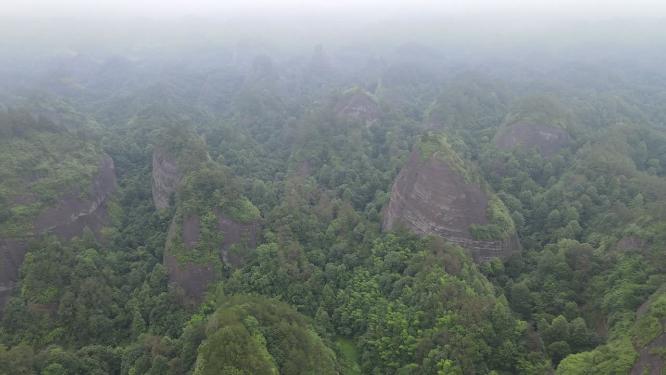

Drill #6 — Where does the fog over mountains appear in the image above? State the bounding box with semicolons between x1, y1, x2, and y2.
1;1;666;374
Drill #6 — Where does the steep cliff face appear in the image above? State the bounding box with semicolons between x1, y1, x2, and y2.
152;147;181;210
334;88;380;125
34;154;117;237
0;153;117;313
494;121;570;157
217;211;259;266
165;210;259;303
494;95;571;157
383;135;519;262
151;126;210;210
161;163;260;304
631;333;666;375
164;217;215;303
0;239;29;312
631;292;666;375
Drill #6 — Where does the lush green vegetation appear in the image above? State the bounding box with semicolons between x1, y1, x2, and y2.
0;110;103;237
1;27;666;375
193;295;338;375
167;162;260;265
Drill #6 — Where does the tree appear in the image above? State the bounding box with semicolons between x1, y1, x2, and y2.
509;282;533;318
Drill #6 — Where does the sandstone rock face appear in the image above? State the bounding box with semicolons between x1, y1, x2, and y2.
0;154;117;314
631;333;666;375
0;239;29;312
217;212;259;267
383;148;518;262
335;89;380;125
164;215;215;305
616;235;646;252
631;296;666;375
296;160;312;177
165;211;259;304
152;148;181;210
34;154;117;237
494;122;570;158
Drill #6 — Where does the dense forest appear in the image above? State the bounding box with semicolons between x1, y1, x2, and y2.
1;14;666;375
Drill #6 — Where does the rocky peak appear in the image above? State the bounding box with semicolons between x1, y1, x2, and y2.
383;134;519;262
0;239;29;314
631;290;666;375
494;96;571;157
165;210;259;304
335;87;380;125
161;164;261;304
1;152;117;314
152;147;181;210
34;154;117;237
494;121;571;157
151;127;209;210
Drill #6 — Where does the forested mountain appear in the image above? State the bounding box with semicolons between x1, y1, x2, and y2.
1;15;666;375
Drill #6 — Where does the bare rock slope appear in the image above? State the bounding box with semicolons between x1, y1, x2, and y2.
151;127;209;210
494;96;571;157
0;154;117;313
165;210;259;303
631;291;666;375
151;134;260;304
383;134;519;262
334;87;380;125
152;147;182;210
494;121;570;157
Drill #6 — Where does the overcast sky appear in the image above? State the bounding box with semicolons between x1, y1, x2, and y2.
2;0;665;19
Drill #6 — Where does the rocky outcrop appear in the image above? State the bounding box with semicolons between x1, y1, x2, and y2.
0;154;117;314
34;154;117;237
631;333;666;375
335;88;380;125
217;212;259;266
165;252;215;304
494;121;570;158
152;147;181;210
165;210;259;304
296;160;312;177
616;235;647;252
308;44;333;76
0;239;29;312
631;294;666;375
383;141;519;262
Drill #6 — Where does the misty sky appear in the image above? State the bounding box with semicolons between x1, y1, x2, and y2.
2;0;665;19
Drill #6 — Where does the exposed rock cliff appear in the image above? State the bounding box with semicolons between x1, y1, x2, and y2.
0;153;117;313
152;147;181;210
631;332;666;375
0;239;29;312
334;87;380;125
165;210;259;304
217;212;259;266
164;217;215;304
161;164;260;304
631;291;666;375
151;127;209;210
383;134;519;262
494;95;571;157
34;154;117;237
494;121;570;157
